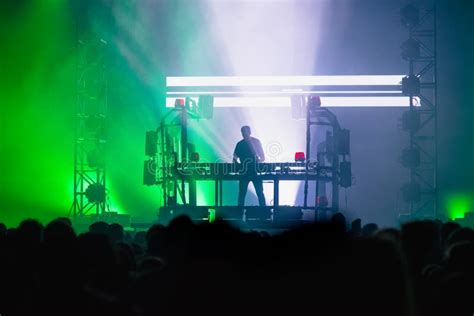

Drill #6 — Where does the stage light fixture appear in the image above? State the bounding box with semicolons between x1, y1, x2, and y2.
401;38;421;60
336;129;351;155
401;148;420;168
85;183;106;203
401;182;421;203
339;161;352;188
402;75;420;96
401;110;421;132
308;95;322;109
174;98;185;107
294;152;305;162
401;4;420;28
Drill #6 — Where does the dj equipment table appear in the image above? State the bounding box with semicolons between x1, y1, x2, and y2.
170;162;335;208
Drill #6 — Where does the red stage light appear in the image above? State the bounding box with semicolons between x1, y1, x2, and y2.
295;152;305;162
174;98;185;107
308;95;321;108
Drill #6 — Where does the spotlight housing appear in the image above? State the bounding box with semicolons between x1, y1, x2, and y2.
401;4;420;28
85;183;106;203
336;129;351;155
339;161;352;188
402;75;421;96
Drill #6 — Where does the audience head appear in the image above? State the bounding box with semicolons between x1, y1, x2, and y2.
108;223;125;243
362;223;379;237
146;224;166;257
16;219;44;251
2;213;474;316
331;212;346;229
89;221;109;235
374;228;401;245
44;219;76;244
350;218;362;236
401;220;441;273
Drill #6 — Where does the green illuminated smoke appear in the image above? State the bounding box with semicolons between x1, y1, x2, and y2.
445;193;474;219
0;1;76;227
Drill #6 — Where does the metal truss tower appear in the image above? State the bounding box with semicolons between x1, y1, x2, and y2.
399;3;438;219
72;36;109;216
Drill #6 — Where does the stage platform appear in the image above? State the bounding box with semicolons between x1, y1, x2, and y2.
157;205;334;229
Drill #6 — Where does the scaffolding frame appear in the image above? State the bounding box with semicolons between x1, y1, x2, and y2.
400;4;438;219
72;36;109;216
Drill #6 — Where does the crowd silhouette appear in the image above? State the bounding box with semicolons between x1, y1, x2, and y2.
1;214;473;316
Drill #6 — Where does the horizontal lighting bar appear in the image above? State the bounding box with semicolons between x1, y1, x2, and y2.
166;96;420;108
166;90;403;95
166;75;405;87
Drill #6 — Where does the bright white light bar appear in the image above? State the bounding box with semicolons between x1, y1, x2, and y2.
166;96;419;108
166;90;403;95
166;75;404;87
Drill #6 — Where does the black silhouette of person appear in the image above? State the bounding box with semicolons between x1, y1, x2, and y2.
233;126;266;206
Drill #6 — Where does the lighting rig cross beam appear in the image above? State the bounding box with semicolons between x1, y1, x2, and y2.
165;75;420;108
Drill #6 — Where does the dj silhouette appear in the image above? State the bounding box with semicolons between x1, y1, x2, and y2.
233;126;266;207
